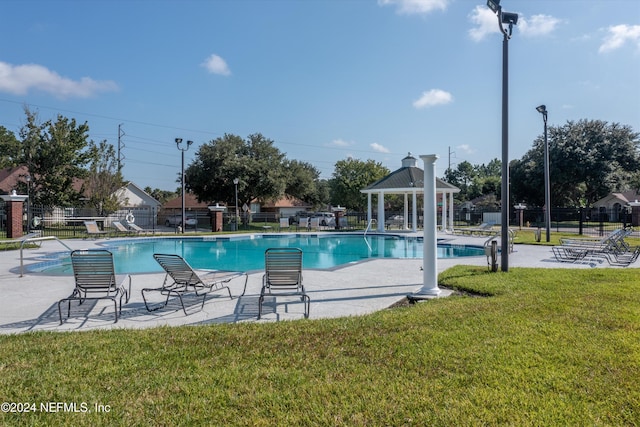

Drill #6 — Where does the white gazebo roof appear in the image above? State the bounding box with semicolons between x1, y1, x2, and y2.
361;153;460;195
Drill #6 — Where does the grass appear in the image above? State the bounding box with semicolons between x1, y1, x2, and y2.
1;266;639;426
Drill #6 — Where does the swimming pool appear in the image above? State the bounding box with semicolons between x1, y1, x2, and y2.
28;234;485;274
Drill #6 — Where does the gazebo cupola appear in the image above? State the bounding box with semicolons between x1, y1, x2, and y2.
401;153;418;168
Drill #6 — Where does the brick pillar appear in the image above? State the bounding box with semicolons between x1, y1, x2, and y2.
208;205;225;232
3;197;27;238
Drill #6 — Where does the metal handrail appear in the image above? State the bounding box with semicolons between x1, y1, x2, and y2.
484;229;515;253
20;236;73;277
364;219;377;236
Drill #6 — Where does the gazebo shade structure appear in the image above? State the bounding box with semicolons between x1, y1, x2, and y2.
360;153;460;232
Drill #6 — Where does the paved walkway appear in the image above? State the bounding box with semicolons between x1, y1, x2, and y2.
0;232;636;334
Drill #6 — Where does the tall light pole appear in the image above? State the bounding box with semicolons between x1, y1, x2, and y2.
487;0;518;272
233;177;239;230
536;104;551;242
25;174;31;232
175;138;193;234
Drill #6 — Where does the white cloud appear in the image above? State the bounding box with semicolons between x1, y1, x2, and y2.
469;7;561;41
519;14;561;37
0;61;118;99
378;0;448;15
201;54;231;75
328;138;355;147
468;5;499;41
413;89;453;109
599;24;640;53
456;144;475;155
370;143;390;153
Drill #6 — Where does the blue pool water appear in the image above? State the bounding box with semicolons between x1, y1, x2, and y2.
28;234;485;275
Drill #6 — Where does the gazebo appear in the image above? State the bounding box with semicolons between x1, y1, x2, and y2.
361;153;460;232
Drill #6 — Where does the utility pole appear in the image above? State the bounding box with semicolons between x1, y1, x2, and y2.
117;124;125;172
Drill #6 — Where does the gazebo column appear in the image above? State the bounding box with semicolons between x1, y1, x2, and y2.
412;154;440;297
367;193;372;230
377;191;385;232
441;191;447;231
403;193;409;230
412;191;417;232
449;191;455;232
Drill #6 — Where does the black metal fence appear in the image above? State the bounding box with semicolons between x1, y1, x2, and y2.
1;203;638;239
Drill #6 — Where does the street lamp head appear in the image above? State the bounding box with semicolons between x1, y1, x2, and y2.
175;138;183;144
487;0;500;13
536;104;547;114
187;140;193;147
501;11;518;25
233;178;239;185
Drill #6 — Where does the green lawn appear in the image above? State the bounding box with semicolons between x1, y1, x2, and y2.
1;266;639;426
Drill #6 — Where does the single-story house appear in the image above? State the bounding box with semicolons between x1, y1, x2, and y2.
592;190;640;222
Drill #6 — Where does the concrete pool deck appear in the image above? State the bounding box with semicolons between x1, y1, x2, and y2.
1;232;637;334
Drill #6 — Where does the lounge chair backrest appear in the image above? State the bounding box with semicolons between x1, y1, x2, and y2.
298;217;309;228
128;223;143;231
153;254;200;286
71;250;118;294
83;221;108;237
280;218;289;228
309;217;320;229
264;248;303;290
112;221;128;232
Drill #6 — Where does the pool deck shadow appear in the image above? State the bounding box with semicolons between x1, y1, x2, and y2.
1;232;636;334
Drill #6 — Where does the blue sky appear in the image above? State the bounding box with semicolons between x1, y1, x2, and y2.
1;0;639;191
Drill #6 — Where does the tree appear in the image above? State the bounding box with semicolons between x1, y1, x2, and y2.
0;126;20;169
329;158;389;211
18;108;94;209
85;141;126;215
144;187;177;204
283;159;329;207
444;160;476;200
511;119;640;207
185;133;287;209
444;159;501;201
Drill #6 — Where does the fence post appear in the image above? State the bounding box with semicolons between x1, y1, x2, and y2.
579;207;583;236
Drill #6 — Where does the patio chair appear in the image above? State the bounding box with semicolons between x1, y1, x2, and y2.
297;217;309;231
127;222;153;235
553;228;638;266
112;221;133;236
58;250;131;324
308;217;320;231
83;220;108;239
142;254;248;315
259;247;309;319
279;217;290;232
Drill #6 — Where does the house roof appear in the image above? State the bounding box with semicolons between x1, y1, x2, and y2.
115;182;161;208
593;190;640;207
260;196;312;209
0;166;29;194
361;154;460;194
162;193;212;209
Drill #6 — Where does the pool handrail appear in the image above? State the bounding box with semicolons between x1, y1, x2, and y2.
364;219;377;236
20;236;73;277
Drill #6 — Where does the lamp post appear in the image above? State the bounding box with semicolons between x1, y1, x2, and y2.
25;174;31;232
536;104;551;242
487;0;518;272
233;177;239;230
175;138;193;234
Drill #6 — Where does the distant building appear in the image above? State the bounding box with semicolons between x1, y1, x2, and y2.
592;189;640;222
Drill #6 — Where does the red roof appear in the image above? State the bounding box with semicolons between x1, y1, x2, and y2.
162;193;213;209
